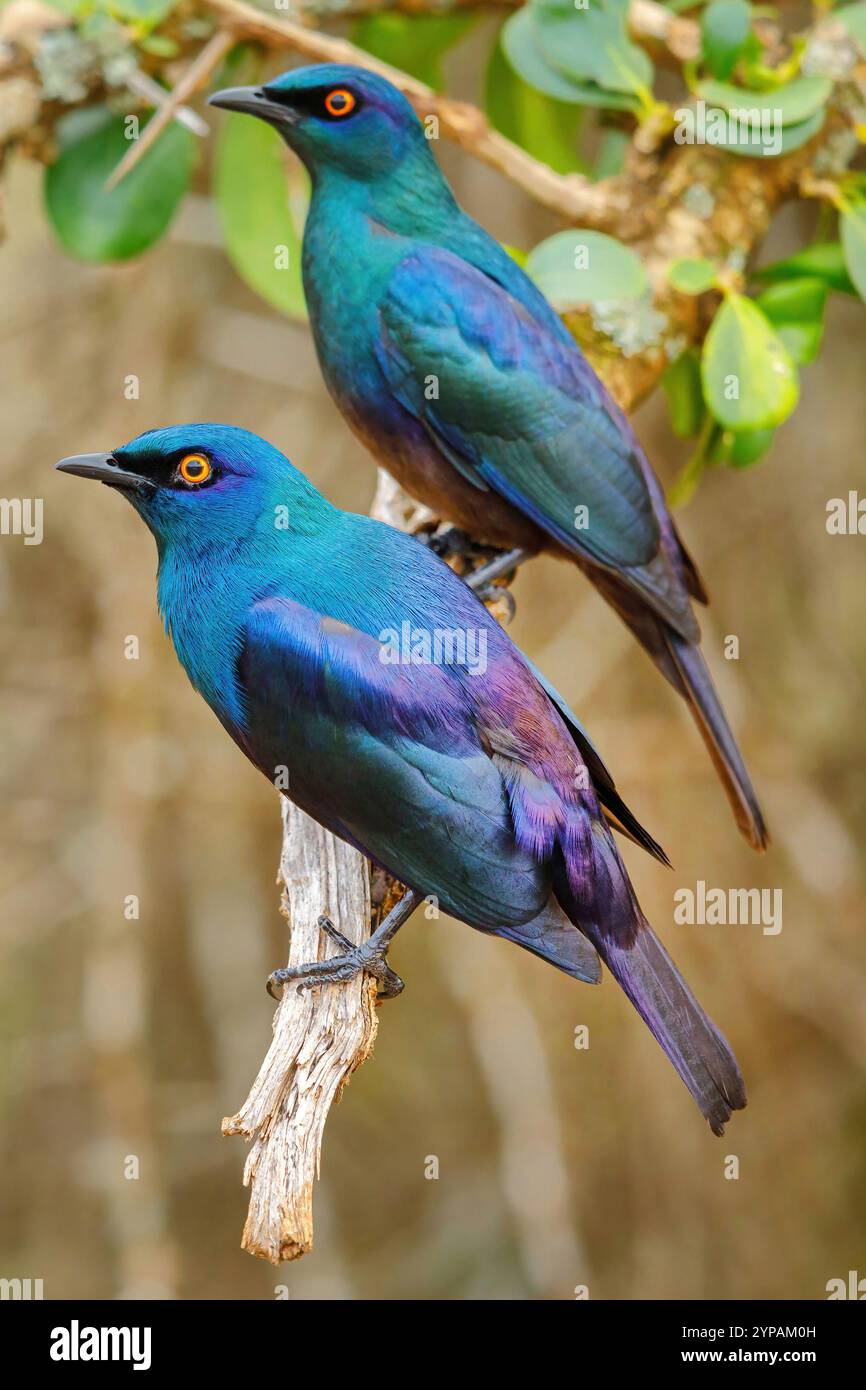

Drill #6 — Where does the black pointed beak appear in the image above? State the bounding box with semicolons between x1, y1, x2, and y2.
208;86;293;126
56;453;154;495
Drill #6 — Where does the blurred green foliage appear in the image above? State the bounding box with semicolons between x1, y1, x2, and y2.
45;108;195;260
213;101;307;319
700;0;752;82
525;229;647;305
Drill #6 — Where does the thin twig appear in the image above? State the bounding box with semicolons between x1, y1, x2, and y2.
106;28;233;190
245;0;700;60
629;0;700;63
124;68;210;138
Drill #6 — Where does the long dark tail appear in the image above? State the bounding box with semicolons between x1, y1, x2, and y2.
584;916;747;1136
586;564;768;851
553;845;746;1136
666;632;768;852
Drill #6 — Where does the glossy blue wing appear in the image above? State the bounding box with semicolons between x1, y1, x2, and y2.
238;596;551;931
376;248;694;633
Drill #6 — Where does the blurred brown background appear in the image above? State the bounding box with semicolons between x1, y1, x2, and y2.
1;75;865;1299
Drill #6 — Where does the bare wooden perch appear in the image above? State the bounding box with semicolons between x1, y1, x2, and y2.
222;801;377;1263
105;28;233;190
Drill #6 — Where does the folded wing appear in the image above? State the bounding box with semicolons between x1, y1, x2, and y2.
376;247;697;640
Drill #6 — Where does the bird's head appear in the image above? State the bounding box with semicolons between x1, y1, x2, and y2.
209;63;431;183
56;423;327;556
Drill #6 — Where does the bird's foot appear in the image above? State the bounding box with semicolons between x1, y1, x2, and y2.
266;915;405;1001
472;583;517;621
414;530;526;620
466;546;528;592
417;525;498;568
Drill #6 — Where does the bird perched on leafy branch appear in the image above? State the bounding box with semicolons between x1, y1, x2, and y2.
209;63;767;851
57;423;746;1134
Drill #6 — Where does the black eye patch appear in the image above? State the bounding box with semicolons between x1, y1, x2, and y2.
261;84;364;122
113;449;218;490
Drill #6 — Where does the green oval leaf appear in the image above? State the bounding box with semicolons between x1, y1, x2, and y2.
754;277;828;365
500;10;640;109
534;0;653;98
753;241;857;294
485;37;586;174
728;428;774;467
696;74;832;127
662;348;704;439
214;112;307;319
668;258;718;294
701;293;799;429
840;197;866;303
709;106;826;158
138;34;180;58
713;426;776;468
700;0;752;81
525;229;647;306
44;111;195;263
753;278;827;321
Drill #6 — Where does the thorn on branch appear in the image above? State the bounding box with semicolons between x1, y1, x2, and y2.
105;28;232;192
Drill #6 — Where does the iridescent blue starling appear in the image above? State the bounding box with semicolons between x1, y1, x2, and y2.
57;424;746;1134
209;64;768;850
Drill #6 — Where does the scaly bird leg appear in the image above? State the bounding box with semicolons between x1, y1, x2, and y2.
415;527;529;613
466;546;530;592
466;546;530;616
267;888;424;1001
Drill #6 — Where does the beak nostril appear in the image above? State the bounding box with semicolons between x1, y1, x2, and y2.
208;85;298;126
55;453;154;494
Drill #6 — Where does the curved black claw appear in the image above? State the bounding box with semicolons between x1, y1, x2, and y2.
316;916;404;997
371;959;405;999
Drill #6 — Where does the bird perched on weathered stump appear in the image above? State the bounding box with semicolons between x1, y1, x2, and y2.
57;423;746;1134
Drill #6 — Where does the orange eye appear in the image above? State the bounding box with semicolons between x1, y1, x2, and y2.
324;88;356;118
178;453;212;486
